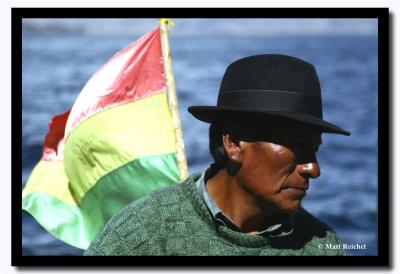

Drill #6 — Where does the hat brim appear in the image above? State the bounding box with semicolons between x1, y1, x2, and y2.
188;106;351;136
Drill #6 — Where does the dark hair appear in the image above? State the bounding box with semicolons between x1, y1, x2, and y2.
209;122;250;170
209;123;227;169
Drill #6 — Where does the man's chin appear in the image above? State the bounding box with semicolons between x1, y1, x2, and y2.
279;201;302;214
258;197;302;214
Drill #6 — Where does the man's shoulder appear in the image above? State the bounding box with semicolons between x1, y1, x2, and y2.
108;171;202;223
85;173;201;255
123;171;202;218
127;181;184;211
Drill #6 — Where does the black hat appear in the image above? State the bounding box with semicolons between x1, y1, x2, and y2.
188;54;350;136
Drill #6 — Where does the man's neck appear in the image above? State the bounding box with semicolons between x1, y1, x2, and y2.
205;168;279;234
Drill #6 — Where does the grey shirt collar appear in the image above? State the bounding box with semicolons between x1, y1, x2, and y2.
195;167;294;237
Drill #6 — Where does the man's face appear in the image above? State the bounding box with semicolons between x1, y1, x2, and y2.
233;120;322;214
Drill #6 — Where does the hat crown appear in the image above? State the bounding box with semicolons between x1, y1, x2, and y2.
220;54;321;98
187;54;350;136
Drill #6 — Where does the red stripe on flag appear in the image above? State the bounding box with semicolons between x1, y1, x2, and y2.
65;27;165;138
42;110;70;161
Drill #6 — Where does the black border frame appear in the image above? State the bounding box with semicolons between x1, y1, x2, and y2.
12;7;390;267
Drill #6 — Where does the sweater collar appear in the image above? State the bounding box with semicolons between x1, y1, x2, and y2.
195;167;294;238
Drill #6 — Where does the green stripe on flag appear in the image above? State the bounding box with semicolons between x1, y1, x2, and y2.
22;152;179;249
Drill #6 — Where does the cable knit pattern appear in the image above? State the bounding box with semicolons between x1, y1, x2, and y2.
85;173;344;256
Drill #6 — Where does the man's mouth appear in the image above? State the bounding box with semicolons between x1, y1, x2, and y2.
281;186;308;199
284;182;308;189
285;186;308;191
282;182;309;193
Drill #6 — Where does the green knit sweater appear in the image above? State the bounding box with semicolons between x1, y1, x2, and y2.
85;173;344;256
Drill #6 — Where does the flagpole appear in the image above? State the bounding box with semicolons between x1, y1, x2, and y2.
159;19;188;181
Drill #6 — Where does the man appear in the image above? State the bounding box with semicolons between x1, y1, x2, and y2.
85;54;350;256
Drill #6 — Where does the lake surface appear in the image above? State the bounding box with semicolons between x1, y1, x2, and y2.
22;33;378;256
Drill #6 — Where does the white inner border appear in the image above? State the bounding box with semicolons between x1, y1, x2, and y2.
2;0;397;273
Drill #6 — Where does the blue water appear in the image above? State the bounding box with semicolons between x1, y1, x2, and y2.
22;33;378;256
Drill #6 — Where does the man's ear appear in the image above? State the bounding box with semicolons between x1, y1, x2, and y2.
222;134;243;164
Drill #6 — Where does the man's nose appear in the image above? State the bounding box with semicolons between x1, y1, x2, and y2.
297;162;320;179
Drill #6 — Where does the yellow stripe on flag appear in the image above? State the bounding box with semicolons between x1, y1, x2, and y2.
22;160;76;205
64;92;177;203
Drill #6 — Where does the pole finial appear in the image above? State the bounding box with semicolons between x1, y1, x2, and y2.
159;18;175;27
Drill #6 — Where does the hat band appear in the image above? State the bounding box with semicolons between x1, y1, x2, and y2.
217;90;322;117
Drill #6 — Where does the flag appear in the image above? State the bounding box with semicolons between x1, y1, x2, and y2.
22;21;186;250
